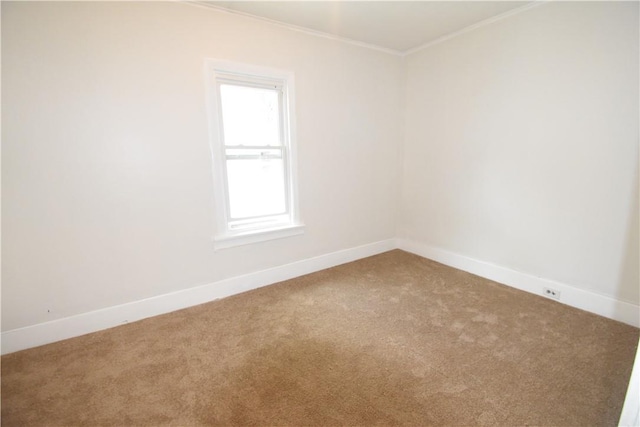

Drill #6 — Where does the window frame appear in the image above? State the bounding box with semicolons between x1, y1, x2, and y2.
205;59;303;250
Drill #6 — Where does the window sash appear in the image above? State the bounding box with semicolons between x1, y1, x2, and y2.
217;74;284;91
225;146;283;160
224;147;290;223
218;82;284;147
228;214;291;231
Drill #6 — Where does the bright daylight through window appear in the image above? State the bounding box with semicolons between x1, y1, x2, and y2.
206;60;303;249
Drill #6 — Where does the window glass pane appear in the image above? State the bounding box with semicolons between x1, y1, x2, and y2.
220;84;280;147
226;152;286;219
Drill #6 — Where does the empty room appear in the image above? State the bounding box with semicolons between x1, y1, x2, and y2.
2;0;639;425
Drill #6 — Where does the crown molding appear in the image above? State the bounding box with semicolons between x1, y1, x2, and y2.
403;1;549;56
183;1;404;56
183;1;549;58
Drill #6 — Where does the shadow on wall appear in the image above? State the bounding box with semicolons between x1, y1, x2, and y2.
613;154;640;424
615;156;639;312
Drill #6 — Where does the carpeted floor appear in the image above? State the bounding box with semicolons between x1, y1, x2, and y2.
2;250;638;426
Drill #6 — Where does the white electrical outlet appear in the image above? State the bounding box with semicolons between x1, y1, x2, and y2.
543;287;561;300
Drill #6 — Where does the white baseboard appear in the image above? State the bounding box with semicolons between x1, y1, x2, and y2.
397;238;640;328
3;237;637;355
0;239;395;355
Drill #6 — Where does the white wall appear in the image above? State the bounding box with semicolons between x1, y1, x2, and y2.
1;2;403;331
401;2;639;306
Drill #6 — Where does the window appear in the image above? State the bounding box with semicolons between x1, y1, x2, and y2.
205;60;303;249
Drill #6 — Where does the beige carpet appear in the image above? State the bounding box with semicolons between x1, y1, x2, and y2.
2;250;638;426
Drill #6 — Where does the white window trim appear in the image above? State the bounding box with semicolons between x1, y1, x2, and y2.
204;59;304;250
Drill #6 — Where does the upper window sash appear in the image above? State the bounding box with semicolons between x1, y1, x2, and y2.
217;81;286;148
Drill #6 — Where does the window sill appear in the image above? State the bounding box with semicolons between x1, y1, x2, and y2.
213;223;305;250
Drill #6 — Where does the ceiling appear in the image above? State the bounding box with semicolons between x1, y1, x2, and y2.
199;1;535;54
